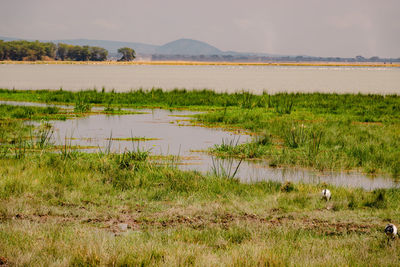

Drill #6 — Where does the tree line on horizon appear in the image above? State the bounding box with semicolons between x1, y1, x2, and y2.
0;40;135;61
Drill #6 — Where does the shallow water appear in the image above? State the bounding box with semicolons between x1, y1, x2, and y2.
1;64;400;94
187;158;399;190
50;109;248;157
48;108;397;190
3;100;397;190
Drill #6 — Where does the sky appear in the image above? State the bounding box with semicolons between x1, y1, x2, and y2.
0;0;399;58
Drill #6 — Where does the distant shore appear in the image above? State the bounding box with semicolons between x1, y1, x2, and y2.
1;60;399;67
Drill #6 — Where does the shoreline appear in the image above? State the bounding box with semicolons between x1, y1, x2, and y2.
1;60;399;67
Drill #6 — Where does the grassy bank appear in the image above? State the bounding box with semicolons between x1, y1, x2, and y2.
1;92;400;265
1;152;400;266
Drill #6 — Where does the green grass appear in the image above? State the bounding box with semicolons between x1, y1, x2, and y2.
1;89;399;119
0;104;64;121
1;89;400;265
203;106;400;177
1;152;400;266
0;105;64;154
1;89;399;176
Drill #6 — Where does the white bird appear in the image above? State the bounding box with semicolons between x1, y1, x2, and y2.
321;189;331;201
385;223;397;243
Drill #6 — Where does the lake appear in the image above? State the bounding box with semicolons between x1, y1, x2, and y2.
0;64;399;94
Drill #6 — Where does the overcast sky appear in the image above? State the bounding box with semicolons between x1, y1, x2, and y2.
0;0;399;57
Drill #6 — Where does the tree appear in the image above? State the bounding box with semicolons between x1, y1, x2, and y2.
118;47;136;61
0;40;108;62
43;42;57;59
56;43;69;60
80;46;91;61
89;46;108;61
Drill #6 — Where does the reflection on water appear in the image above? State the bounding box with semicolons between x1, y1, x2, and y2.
2;100;398;190
50;109;245;157
1;64;400;94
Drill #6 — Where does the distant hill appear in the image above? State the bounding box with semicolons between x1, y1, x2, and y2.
155;39;222;55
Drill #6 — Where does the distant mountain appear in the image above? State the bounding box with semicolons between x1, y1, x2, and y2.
155;39;221;55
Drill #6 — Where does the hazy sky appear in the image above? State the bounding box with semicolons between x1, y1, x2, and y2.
1;0;399;57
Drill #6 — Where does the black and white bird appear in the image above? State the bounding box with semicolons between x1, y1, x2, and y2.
321;189;331;201
385;223;397;243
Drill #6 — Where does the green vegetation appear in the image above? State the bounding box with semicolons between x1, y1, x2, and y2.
203;102;400;177
0;104;61;120
0;88;399;176
1;90;400;265
56;43;108;61
0;105;67;153
118;47;136;61
0;40;57;61
0;40;108;61
0;89;398;119
1;150;400;265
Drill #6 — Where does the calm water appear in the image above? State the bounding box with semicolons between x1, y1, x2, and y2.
2;99;390;190
0;64;400;94
50;110;399;190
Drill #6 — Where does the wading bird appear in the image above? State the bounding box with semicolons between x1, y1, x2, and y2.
385;223;397;244
321;189;331;201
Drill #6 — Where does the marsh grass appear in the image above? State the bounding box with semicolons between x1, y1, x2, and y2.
272;93;294;114
283;123;308;148
1;90;399;175
60;135;79;160
0;104;62;121
205;106;399;176
32;121;54;149
210;156;243;179
1;89;400;265
74;93;92;113
3;89;398;120
1;152;400;265
115;145;150;170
